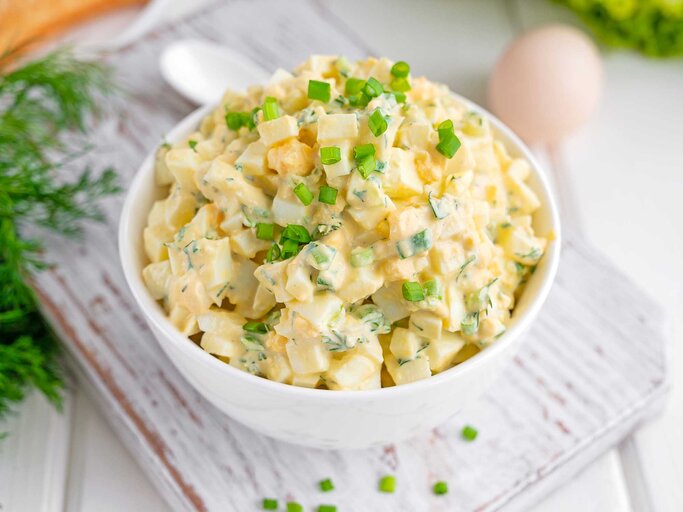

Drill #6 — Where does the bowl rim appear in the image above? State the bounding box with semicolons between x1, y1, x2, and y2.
118;92;561;401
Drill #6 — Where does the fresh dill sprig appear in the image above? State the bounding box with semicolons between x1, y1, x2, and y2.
0;47;119;422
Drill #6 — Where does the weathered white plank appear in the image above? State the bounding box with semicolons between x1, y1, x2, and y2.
0;389;73;512
28;1;670;511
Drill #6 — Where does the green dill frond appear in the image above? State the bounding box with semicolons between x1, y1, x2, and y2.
0;47;118;423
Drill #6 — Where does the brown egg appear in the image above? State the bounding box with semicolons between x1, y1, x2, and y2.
488;24;602;145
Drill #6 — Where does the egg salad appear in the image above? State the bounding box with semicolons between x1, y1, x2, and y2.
142;55;548;390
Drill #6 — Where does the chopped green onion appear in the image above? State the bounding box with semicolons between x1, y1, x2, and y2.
396;228;432;258
287;503;303;512
188;140;198;151
353;144;376;160
390;77;411;92
351;247;374;267
319;185;338;205
266;243;281;262
363;76;384;98
462;424;478;441
225;112;243;131
428;192;449;219
368;108;389;137
263;498;278;510
356;156;376;179
281;224;311;243
438;119;454;137
262;96;280;121
281;238;301;259
423;279;442;300
256;222;274;240
391;91;407;103
345;77;365;95
308;79;331;102
319;478;335;492
293;183;314;206
348;93;370;108
436;130;461;159
320;146;341;165
246;107;260;130
391;61;410;78
461;312;480;336
317;506;336;512
379;475;396;493
433;481;449;495
243;321;268;334
402;281;425;302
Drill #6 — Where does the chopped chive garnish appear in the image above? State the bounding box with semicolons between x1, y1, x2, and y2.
263;498;278;510
438;119;454;137
266;243;281;262
345;77;365;95
243;321;268;334
348;93;370;108
262;96;280;121
390;77;411;92
256;222;275;240
368;108;389;137
436;131;461;159
391;61;410;78
319;185;338;205
402;281;425;302
462;424;478;441
281;238;301;259
225;112;243;131
392;91;407;103
308;79;331;102
379;475;396;493
287;503;303;512
320;146;342;165
188;140;197;151
363;76;384;98
351;247;374;267
357;156;376;179
319;478;335;492
433;481;449;495
317;506;336;512
461;312;480;336
293;183;314;206
423;279;442;300
353;144;376;160
281;224;311;243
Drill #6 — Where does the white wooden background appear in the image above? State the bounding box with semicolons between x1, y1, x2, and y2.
1;0;682;511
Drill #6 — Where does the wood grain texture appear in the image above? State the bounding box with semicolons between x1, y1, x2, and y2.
30;1;670;510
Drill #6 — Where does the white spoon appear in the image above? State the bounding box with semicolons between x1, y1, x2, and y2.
159;39;270;105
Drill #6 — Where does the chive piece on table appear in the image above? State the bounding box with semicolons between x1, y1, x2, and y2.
433;481;449;495
256;222;274;240
293;183;314;206
308;79;331;102
379;475;396;493
318;185;338;205
317;506;337;512
402;281;425;302
462;424;478;441
287;502;304;512
319;478;335;492
320;146;342;165
262;498;278;510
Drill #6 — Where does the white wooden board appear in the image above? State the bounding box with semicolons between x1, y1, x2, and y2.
29;1;671;510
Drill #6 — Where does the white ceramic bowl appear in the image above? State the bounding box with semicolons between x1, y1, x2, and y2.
119;96;561;450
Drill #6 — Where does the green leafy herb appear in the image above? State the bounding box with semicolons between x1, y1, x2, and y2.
0;47;118;422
